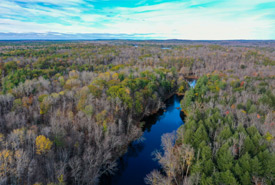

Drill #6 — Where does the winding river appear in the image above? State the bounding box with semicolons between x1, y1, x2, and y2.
101;81;196;185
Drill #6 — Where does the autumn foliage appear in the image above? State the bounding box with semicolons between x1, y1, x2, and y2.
35;135;53;155
0;41;274;184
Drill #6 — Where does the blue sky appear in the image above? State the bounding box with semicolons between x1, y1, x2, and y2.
0;0;274;39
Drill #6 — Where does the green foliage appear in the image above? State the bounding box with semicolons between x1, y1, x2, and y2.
53;135;65;148
247;104;256;114
38;94;48;103
0;41;274;185
107;85;133;108
218;126;232;141
82;105;93;116
12;98;22;110
176;74;274;185
215;170;238;185
88;84;102;98
262;57;275;66
237;103;244;110
259;90;275;109
4;61;17;73
217;143;234;171
58;76;65;86
110;64;125;71
193;124;209;147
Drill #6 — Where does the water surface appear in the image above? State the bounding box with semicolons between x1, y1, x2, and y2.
101;95;184;185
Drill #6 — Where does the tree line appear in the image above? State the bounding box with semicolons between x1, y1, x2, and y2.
0;41;274;184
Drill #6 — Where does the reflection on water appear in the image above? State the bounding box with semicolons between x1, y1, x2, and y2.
101;95;184;185
189;80;197;88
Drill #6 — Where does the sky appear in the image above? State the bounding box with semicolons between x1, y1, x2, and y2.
0;0;274;40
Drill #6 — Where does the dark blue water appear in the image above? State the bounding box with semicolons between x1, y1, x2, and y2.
101;95;184;185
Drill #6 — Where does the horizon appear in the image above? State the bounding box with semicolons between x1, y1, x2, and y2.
0;0;274;40
1;36;275;41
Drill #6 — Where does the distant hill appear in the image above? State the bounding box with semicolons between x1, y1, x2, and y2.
0;32;275;47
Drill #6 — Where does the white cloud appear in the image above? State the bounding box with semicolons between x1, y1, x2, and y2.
0;19;102;33
98;0;274;39
81;14;106;23
13;0;87;6
0;0;274;39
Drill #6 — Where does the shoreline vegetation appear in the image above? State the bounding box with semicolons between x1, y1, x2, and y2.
100;94;186;185
146;73;274;184
0;40;274;185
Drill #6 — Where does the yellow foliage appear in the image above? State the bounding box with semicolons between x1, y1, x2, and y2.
38;94;48;103
0;133;4;143
77;97;86;111
103;121;108;132
178;85;184;93
64;79;81;89
265;132;273;141
51;93;59;99
39;109;44;115
40;100;50;115
15;150;22;159
58;174;65;185
58;76;65;86
0;149;13;177
59;91;65;96
35;135;53;155
125;88;130;95
99;72;111;80
112;73;119;80
241;110;247;114
0;150;12;161
69;70;79;79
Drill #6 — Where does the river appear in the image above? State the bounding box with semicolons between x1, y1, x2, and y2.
101;80;196;185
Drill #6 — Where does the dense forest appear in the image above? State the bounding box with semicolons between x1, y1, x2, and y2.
0;41;274;185
145;42;275;184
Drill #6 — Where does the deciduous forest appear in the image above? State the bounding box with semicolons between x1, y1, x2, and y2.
0;40;274;185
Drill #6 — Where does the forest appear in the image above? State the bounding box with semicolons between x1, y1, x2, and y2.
0;40;274;185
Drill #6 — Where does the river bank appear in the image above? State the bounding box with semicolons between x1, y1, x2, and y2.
100;94;185;185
